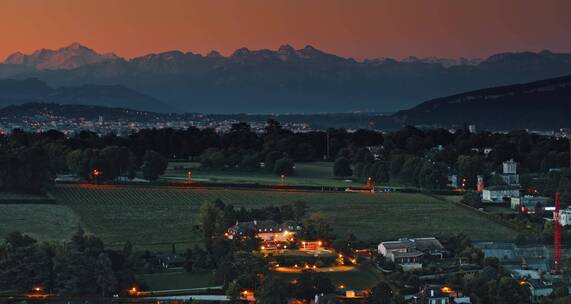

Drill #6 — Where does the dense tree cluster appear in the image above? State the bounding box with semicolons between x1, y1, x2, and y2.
0;229;134;296
0;145;51;193
2;121;570;192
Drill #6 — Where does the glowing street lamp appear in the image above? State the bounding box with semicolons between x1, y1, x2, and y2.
92;169;102;183
280;174;286;185
187;170;192;183
128;287;138;296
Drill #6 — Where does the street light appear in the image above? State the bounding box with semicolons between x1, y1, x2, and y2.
187;170;192;183
280;174;286;185
92;169;102;183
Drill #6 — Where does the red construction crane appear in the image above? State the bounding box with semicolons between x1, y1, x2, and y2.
554;192;562;274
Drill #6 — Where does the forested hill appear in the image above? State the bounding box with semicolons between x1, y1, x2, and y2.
0;78;170;112
393;74;571;130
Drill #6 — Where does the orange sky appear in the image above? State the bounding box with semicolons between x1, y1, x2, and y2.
1;0;570;61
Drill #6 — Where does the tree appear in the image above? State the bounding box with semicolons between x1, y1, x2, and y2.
256;275;289;304
273;157;294;176
368;282;393;304
0;146;51;193
199;201;226;252
240;153;260;170
66;149;83;176
141;150;167;181
95;253;118;297
292;201;307;222
264;151;283;172
184;248;193;272
302;212;333;242
200;148;227;169
226;280;243;304
456;155;484;190
418;162;448;189
293;273;334;301
71;226;86;253
0;233;51;292
231;251;268;290
333;157;353;178
489;276;530;304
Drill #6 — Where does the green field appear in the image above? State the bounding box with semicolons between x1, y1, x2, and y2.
40;184;518;250
162;162;363;187
0;203;81;241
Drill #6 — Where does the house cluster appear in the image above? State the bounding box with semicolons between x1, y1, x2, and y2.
377;237;446;270
482;159;522;203
474;241;571;303
226;220;302;248
510;195;553;213
409;286;472;304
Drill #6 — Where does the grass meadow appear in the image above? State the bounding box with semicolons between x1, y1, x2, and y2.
162;161;364;188
38;184;519;250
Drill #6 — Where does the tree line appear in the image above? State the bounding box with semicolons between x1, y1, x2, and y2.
1;122;570;193
0;228;135;296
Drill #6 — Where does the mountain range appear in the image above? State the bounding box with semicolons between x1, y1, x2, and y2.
2;43;571;113
4;43;119;70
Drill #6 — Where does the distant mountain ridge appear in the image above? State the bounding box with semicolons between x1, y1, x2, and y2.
0;78;168;112
2;43;571;113
4;43;119;70
394;74;571;130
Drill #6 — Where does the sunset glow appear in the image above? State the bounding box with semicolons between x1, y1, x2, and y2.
1;0;570;61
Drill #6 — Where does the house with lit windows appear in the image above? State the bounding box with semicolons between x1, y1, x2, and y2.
226;220;301;241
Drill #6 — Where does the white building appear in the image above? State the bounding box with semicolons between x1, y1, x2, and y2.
482;188;520;203
557;208;571;226
499;159;520;186
378;237;445;270
510;196;551;211
503;159;517;174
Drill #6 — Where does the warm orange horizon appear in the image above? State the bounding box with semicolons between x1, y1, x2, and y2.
1;0;570;61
